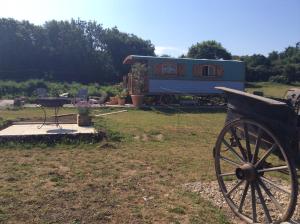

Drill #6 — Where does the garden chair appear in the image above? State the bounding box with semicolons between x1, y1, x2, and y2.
35;88;48;98
73;88;88;104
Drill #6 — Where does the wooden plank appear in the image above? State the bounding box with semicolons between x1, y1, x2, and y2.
94;110;128;117
49;113;76;118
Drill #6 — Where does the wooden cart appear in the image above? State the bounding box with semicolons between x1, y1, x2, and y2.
214;87;300;223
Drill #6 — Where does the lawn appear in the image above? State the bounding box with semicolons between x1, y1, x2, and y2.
0;82;298;224
246;82;300;98
0;107;229;224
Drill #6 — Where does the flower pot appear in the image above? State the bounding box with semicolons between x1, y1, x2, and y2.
131;95;144;107
118;97;126;105
77;114;92;126
109;96;118;105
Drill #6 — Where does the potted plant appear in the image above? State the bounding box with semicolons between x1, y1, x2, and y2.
117;89;128;105
76;101;92;126
130;63;147;107
109;96;118;105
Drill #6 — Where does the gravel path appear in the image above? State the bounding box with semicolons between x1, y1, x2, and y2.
183;181;245;223
183;181;300;224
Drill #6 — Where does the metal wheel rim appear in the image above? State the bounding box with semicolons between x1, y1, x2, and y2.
214;119;298;223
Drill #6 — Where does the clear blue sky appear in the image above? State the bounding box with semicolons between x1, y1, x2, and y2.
1;0;299;57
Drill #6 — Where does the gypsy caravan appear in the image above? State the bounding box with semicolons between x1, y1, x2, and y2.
123;55;245;104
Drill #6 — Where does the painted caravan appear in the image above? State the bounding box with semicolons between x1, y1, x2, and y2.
123;55;245;100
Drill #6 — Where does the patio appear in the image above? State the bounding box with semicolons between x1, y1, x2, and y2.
0;124;95;136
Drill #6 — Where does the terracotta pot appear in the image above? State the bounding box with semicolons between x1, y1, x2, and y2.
77;114;92;126
118;98;126;105
109;96;118;105
131;95;144;107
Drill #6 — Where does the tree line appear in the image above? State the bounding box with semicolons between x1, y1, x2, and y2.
0;18;299;84
186;40;300;83
0;18;154;84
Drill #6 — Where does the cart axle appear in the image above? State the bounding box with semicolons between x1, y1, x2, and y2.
236;163;258;182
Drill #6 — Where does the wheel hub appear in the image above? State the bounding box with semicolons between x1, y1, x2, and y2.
235;163;257;182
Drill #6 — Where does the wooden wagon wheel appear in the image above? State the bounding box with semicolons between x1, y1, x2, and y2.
214;119;298;223
159;94;176;105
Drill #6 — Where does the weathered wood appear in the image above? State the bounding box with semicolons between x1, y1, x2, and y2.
49;113;76;118
94;110;127;117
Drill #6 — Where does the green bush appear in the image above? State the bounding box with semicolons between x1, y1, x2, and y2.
0;79;121;99
269;75;289;84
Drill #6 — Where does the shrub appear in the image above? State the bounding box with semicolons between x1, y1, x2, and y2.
269;75;289;84
0;79;121;99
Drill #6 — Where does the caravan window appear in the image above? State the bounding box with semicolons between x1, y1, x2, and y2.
162;63;177;75
202;66;209;76
193;64;221;77
202;65;215;76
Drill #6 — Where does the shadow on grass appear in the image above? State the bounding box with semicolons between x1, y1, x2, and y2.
245;82;263;88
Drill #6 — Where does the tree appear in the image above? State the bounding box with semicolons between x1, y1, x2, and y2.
103;27;155;79
160;54;171;57
268;51;279;61
284;64;296;83
0;18;155;83
187;40;232;60
241;54;270;67
178;54;187;58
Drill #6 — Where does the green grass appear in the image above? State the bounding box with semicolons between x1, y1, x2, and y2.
246;82;300;98
0;107;229;224
0;81;297;223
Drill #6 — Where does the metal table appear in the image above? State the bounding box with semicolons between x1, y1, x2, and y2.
34;98;71;128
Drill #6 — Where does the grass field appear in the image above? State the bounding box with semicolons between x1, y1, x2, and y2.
0;108;229;224
246;82;300;98
0;82;297;223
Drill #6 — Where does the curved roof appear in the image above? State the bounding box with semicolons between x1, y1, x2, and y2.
123;55;243;64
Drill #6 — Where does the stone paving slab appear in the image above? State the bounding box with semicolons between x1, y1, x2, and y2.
0;124;95;136
0;100;14;108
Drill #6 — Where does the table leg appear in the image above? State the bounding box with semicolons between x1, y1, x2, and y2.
54;107;61;128
37;106;47;129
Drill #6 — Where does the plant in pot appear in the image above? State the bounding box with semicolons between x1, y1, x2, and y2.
109;96;118;105
117;89;128;105
76;101;92;126
130;63;147;107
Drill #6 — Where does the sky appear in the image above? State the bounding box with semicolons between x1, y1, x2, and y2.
0;0;299;57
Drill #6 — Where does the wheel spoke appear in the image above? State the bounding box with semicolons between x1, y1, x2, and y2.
257;165;288;173
255;144;277;168
216;120;295;224
220;156;242;167
230;127;248;161
219;172;236;177
226;180;244;196
222;139;245;162
254;182;272;223
250;183;257;223
238;181;250;212
251;128;262;164
243;123;252;162
258;178;284;213
260;176;291;194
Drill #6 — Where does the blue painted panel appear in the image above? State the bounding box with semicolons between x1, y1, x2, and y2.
148;80;244;94
140;56;245;81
